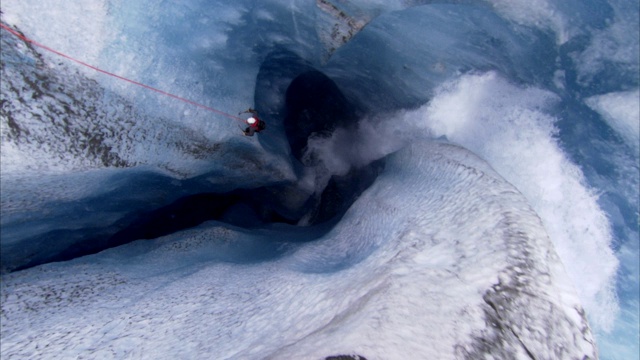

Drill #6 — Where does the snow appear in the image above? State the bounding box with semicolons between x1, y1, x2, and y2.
586;89;640;152
1;0;637;359
416;72;619;331
487;0;573;44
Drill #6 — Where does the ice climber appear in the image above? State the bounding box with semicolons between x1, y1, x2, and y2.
239;108;266;136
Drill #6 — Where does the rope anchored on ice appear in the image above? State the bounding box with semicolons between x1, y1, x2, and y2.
0;22;247;124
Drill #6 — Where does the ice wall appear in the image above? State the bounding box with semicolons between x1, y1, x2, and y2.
1;0;637;358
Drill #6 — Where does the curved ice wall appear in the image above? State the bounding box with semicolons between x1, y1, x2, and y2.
1;0;638;359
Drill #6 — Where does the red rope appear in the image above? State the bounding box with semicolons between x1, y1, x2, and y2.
0;22;246;123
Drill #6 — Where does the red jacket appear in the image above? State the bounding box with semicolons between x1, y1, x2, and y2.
248;116;264;132
249;117;261;129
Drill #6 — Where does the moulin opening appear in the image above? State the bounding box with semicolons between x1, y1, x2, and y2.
11;51;384;272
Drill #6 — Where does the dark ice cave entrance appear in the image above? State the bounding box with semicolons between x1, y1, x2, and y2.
11;51;384;272
107;63;384;243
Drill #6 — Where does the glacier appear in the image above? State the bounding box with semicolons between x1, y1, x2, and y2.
1;0;638;359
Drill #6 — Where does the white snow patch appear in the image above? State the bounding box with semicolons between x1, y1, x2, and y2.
409;71;619;332
586;89;640;152
486;0;573;44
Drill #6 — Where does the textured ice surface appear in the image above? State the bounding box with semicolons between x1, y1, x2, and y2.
0;142;596;359
0;0;637;358
418;72;619;332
